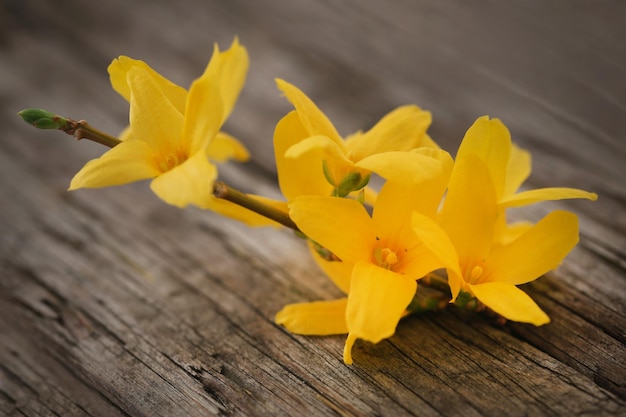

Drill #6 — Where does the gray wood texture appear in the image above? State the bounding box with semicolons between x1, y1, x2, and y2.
1;0;625;416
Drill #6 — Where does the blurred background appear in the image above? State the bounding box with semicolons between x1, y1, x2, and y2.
2;0;624;190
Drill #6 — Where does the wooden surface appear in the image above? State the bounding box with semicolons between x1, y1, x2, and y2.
1;0;625;416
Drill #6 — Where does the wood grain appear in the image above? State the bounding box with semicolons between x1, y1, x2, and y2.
1;0;625;416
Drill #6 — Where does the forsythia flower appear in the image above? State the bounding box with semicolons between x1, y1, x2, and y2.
279;152;452;364
274;79;440;200
69;39;272;225
411;116;598;324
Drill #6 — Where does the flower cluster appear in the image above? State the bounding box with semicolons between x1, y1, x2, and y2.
20;38;597;364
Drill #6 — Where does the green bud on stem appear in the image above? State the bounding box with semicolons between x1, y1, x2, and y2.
18;109;69;130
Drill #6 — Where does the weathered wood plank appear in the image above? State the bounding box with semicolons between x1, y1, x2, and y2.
1;0;625;416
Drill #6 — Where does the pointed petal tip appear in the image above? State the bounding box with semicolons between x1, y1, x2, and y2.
343;333;357;365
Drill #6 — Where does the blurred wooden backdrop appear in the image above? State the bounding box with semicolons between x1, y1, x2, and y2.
1;0;625;416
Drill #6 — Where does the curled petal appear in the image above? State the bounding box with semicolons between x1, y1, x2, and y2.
411;212;462;299
108;56;187;112
499;187;598;208
275;299;348;336
69;140;159;190
356;150;444;185
469;282;550;325
207;132;250;162
274;112;333;199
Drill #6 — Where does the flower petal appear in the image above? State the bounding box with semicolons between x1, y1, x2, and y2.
69;140;159;190
207;132;250;162
411;212;463;299
488;210;579;285
274;112;333;200
439;154;498;266
289;196;375;263
201;38;249;123
456;116;511;199
469;282;550;325
127;67;184;151
345;105;435;160
183;73;223;154
150;151;217;208
108;56;187;112
275;299;348;335
355;149;444;186
504;143;531;197
346;262;416;344
275;79;344;146
499;187;598;208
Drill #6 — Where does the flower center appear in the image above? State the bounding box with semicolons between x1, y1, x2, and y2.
156;150;187;173
373;246;400;270
467;264;486;285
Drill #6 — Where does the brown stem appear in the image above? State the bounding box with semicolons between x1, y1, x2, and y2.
213;181;300;231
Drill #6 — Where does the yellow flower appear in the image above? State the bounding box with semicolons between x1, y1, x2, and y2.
411;116;597;324
274;79;440;201
69;39;272;225
456;116;598;243
279;156;451;364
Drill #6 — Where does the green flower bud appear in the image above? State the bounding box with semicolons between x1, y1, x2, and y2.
18;109;69;130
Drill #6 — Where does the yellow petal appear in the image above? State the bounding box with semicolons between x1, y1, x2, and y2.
200;38;249;124
289;196;375;263
456;116;511;199
274;112;333;199
275;299;348;335
494;219;534;246
285;135;353;186
499;187;598;208
411;212;463;299
69;140;159;190
286;135;351;164
439;154;498;265
150;151;217;208
469;282;550;325
504;143;531;197
207;131;250;162
275;79;343;146
182;73;223;154
355;149;444;185
343;333;357;365
308;241;353;294
488;210;579;285
127;67;184;151
346;262;416;344
108;56;187;112
344;105;434;160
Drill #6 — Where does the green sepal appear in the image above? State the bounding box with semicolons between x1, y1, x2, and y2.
322;160;336;186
